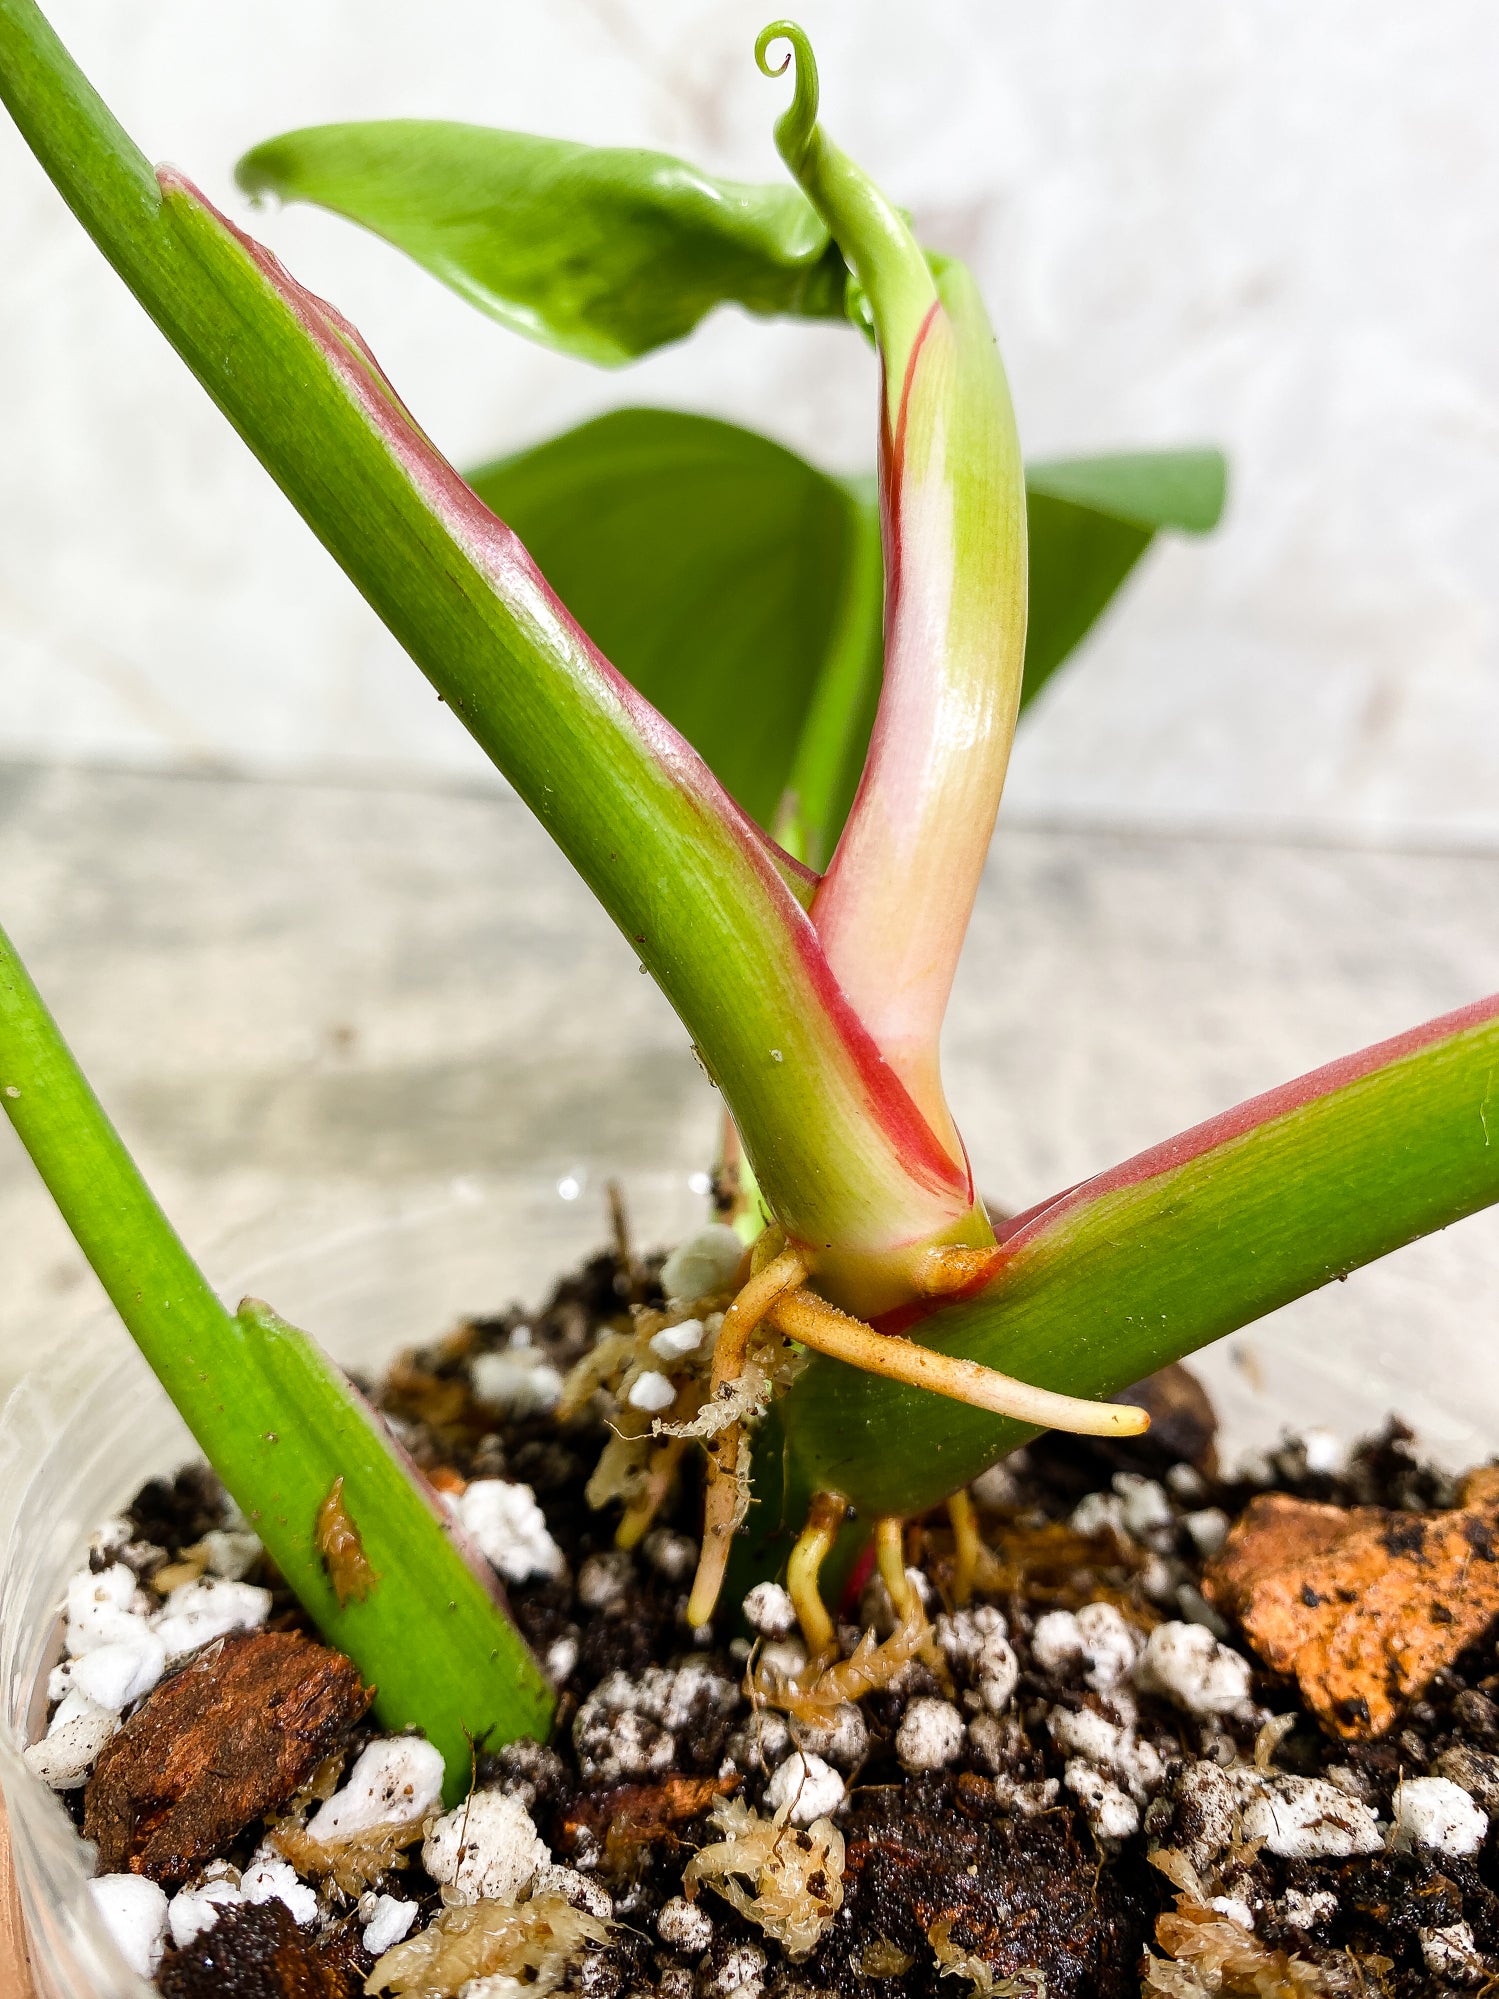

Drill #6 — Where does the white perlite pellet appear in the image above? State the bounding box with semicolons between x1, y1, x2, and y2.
545;1635;580;1682
627;1370;677;1414
792;1702;868;1771
1031;1608;1086;1676
1281;1887;1337;1929
1392;1776;1489;1857
658;1894;715;1954
198;1528;264;1580
896;1697;965;1771
765;1751;845;1826
1064;1761;1140;1841
1049;1705;1126;1768
88;1518;133;1561
88;1874;168;1978
449;1479;565;1583
1434;1744;1499;1813
726;1711;792;1773
1069;1491;1126;1539
1238;1774;1383;1859
642;1529;697;1581
660;1226;744;1305
1184;1508;1230;1558
70;1628;167;1712
1113;1473;1173;1540
168;1866;243;1947
362;1894;419;1957
1421;1920;1487;1983
1165;1463;1208;1503
1302;1427;1347;1475
970;1461;1019;1508
24;1689;119;1789
1168;1761;1240;1873
533;1863;614;1923
152;1576;271;1663
758;1637;808;1683
710;1941;767;1999
576;1550;631;1609
1135;1620;1254;1716
422;1790;549;1905
65;1565;146;1655
1072;1602;1142;1692
240;1850;318;1926
470;1350;564;1418
1208;1895;1254;1930
650;1318;706;1362
935;1605;1020;1711
1048;1705;1165;1804
308;1736;446;1841
741;1582;797;1640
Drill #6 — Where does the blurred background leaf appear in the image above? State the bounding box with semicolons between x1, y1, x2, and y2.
237;120;850;366
470;412;1228;865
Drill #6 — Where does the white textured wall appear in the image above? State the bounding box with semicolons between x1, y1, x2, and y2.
3;2;1499;839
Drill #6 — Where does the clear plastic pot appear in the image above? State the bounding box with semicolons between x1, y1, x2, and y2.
3;1170;1498;1994
0;1171;706;1997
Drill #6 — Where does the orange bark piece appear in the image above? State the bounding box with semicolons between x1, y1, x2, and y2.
561;1772;740;1865
1204;1468;1499;1738
84;1632;371;1881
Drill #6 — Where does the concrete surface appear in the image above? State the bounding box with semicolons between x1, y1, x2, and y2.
4;4;1499;842
4;760;1499;1465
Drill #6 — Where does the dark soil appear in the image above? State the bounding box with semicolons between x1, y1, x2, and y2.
50;1235;1499;1998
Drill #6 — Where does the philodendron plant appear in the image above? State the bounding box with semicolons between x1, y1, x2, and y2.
3;1;1499;1804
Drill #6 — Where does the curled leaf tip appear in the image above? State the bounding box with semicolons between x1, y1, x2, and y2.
755;20;819;168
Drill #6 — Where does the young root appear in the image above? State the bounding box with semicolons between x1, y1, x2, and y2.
765;1286;1149;1437
751;1513;946;1721
681;1232;1149;1627
786;1490;848;1658
615;1434;691;1550
947;1488;985;1607
685;1241;811;1628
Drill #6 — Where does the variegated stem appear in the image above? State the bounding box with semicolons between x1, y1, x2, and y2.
761;22;1027;1152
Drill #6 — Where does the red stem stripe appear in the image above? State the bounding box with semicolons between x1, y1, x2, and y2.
170;172;963;1199
999;989;1499;1250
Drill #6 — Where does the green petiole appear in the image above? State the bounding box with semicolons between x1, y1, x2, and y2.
0;918;553;1797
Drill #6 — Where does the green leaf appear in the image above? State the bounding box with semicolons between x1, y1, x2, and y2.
1026;448;1227;534
0;916;553;1794
468;409;874;845
473;415;1227;863
1021;448;1227;711
236;120;850;367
